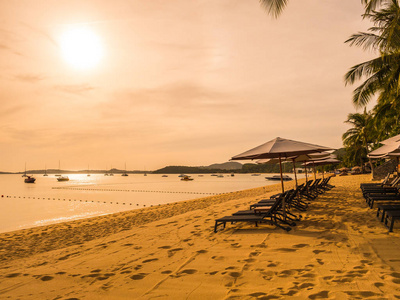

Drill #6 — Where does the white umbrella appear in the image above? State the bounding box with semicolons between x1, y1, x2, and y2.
231;137;333;192
368;141;400;158
381;134;400;145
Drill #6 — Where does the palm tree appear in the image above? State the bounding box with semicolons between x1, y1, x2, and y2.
259;0;389;17
342;110;377;174
344;0;400;107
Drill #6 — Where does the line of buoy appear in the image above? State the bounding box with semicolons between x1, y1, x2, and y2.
52;187;218;195
2;194;169;208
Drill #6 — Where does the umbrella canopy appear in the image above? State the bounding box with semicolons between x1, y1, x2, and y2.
231;137;333;161
303;157;341;166
381;134;400;145
231;137;334;192
368;142;400;158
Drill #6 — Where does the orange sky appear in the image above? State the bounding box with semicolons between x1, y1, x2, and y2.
0;0;375;172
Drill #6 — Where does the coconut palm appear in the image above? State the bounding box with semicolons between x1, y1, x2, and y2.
344;0;400;108
259;0;389;17
342;110;377;173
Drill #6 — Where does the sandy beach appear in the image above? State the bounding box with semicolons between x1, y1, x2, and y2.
1;174;400;299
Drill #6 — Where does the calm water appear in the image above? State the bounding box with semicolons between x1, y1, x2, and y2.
0;173;303;233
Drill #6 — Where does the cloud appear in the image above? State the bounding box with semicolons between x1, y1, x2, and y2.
54;84;95;95
14;73;45;83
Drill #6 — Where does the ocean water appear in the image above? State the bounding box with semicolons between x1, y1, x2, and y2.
0;173;304;233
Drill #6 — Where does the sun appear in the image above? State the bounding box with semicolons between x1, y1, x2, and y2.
60;27;104;70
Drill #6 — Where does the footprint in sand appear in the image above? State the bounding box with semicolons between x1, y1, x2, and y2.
228;272;241;278
130;273;148;280
40;275;54;281
168;248;183;257
5;273;21;278
308;290;329;299
293;244;309;248
344;291;378;298
179;269;197;275
313;250;326;254
207;271;218;275
211;256;225;261
158;245;171;249
142;258;158;263
197;250;208;254
316;259;324;265
276;248;298;252
161;270;172;274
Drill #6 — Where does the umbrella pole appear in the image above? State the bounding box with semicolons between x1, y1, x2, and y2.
313;162;317;180
304;163;309;195
279;156;285;193
291;159;298;189
279;155;286;221
322;165;325;179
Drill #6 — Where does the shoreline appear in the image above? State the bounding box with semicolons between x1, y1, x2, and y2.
1;175;400;299
0;180;292;262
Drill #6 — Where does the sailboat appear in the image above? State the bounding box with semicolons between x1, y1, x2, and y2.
43;165;48;176
122;163;128;176
22;163;27;177
87;164;91;176
55;160;61;177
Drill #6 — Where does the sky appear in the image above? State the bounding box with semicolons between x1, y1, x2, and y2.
0;0;376;172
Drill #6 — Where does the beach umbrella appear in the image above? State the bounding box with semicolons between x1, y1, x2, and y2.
368;141;400;158
381;134;400;145
303;157;341;178
231;137;334;192
232;137;334;221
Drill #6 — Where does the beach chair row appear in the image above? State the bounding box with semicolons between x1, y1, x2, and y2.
361;173;400;232
214;177;335;233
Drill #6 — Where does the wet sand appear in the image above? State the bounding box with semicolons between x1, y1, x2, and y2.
1;175;400;299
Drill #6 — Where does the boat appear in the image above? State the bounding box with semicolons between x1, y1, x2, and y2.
24;175;36;183
22;163;27;177
57;176;69;181
43;165;48;176
251;174;261;176
122;163;129;176
265;175;293;181
162;175;168;177
217;174;224;178
231;173;235;177
181;175;193;181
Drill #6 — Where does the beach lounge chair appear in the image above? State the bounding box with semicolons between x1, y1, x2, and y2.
214;193;291;232
361;177;400;196
376;203;400;222
383;210;400;232
366;194;400;208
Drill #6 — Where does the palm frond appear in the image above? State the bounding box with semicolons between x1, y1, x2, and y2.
259;0;289;18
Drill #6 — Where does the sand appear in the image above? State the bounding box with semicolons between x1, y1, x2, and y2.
1;175;400;299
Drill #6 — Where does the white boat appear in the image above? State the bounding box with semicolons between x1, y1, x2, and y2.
181;175;193;181
162;175;168;177
122;163;129;176
265;175;293;181
57;176;69;181
22;163;27;177
24;175;36;183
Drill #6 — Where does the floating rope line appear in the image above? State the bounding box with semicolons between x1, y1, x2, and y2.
52;187;219;195
1;191;226;208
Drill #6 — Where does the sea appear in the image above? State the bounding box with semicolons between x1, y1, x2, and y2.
0;173;304;233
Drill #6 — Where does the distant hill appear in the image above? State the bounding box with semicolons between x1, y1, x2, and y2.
206;162;242;170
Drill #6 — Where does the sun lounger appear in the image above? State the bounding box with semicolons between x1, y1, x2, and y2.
366;194;400;208
383;210;400;232
214;193;291;232
376;203;400;222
